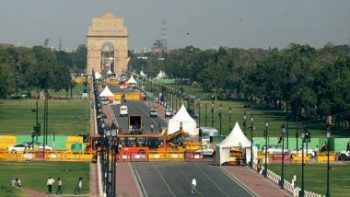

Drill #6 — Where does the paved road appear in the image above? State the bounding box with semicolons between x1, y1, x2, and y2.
132;162;254;197
111;101;167;134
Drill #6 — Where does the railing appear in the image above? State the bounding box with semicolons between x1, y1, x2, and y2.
0;150;93;161
265;168;325;197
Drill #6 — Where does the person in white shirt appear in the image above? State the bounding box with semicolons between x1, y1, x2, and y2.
47;177;55;194
191;177;197;194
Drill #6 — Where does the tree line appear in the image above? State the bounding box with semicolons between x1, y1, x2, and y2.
0;44;87;98
130;43;350;124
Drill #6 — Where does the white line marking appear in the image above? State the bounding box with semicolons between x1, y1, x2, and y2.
220;167;257;197
199;167;230;197
153;163;177;197
130;163;148;197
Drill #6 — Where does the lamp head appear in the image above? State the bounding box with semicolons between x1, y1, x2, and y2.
281;122;286;134
326;127;331;138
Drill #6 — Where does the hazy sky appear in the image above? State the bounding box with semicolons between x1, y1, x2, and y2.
1;0;350;50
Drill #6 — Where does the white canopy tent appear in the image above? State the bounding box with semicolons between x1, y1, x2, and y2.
156;70;167;79
99;85;114;97
216;122;258;166
94;72;102;80
140;70;147;78
168;105;197;135
126;75;137;84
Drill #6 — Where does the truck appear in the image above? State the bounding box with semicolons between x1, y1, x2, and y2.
129;115;143;134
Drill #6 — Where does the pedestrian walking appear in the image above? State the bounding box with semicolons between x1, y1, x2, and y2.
10;177;16;187
56;177;63;195
75;177;83;194
47;177;55;194
150;123;154;132
191;177;197;194
16;178;22;187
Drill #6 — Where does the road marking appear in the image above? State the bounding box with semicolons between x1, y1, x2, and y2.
153;163;177;197
131;163;148;197
220;167;257;197
199;166;230;197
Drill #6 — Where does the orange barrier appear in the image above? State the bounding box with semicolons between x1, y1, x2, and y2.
0;151;93;161
271;154;292;163
130;152;148;162
149;151;167;161
317;152;336;163
166;151;184;161
118;153;131;162
293;154;311;163
184;152;203;161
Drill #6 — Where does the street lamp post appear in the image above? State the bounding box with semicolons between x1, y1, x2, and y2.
211;103;214;128
198;98;201;127
296;129;299;151
264;120;269;178
280;122;286;189
300;128;309;197
205;103;208;127
243;112;247;135
250;115;254;168
326;127;331;197
228;107;232;132
219;104;222;135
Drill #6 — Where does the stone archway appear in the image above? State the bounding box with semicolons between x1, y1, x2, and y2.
87;12;128;76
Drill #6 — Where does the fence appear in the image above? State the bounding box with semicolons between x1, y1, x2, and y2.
0;150;92;161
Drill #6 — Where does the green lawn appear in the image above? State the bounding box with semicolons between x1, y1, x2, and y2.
0;99;90;135
269;163;350;196
0;161;90;196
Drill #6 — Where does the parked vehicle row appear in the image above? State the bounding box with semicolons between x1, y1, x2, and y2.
261;145;316;157
7;142;53;152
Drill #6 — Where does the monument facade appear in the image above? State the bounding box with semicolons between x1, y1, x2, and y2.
87;12;128;76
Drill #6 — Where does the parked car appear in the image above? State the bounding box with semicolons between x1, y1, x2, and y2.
262;145;289;154
120;105;128;117
10;92;31;99
150;108;158;117
199;127;219;142
8;144;27;152
25;142;53;151
338;150;350;161
291;148;315;157
195;144;215;157
165;108;173;118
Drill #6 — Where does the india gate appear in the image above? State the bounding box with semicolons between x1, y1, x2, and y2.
87;12;128;76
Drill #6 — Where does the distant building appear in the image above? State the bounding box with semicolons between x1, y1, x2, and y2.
151;39;170;55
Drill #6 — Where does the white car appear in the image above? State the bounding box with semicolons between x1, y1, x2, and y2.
291;148;315;157
195;145;215;157
165;108;173;118
262;145;289;154
8;144;27;152
120;105;128;117
24;142;53;151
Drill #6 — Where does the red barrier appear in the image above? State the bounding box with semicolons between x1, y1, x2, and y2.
271;154;292;162
118;147;150;162
184;152;203;161
118;153;131;162
130;152;148;162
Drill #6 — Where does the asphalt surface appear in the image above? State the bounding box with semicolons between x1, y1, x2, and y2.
132;162;254;197
111;100;167;134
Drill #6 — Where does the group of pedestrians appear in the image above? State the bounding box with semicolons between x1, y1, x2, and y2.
46;176;83;195
10;177;22;187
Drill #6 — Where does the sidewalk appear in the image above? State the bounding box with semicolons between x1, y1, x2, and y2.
116;163;141;197
223;166;291;197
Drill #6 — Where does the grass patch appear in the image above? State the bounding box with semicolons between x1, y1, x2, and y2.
268;163;350;196
0;99;90;135
0;161;90;196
